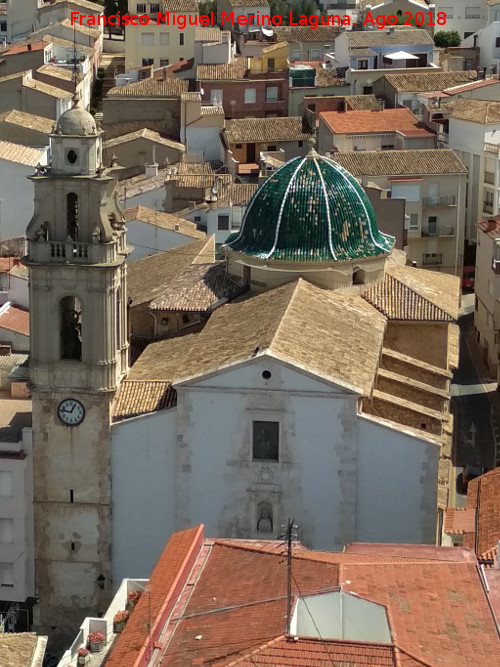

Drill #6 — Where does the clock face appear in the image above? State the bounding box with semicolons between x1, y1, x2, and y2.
57;399;85;426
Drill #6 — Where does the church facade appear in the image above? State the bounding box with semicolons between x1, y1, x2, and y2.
24;119;459;640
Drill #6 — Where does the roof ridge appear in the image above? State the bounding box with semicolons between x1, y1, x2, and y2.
268;279;304;352
224;636;286;666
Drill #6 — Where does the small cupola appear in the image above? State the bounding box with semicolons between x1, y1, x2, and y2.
50;101;103;177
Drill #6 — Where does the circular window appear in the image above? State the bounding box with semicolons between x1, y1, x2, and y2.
262;370;272;380
67;150;78;164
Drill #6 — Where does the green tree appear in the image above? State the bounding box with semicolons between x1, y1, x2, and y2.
434;30;462;48
198;0;216;15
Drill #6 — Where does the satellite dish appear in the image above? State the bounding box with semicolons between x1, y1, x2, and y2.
262;27;274;37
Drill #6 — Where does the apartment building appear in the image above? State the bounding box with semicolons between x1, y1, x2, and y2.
433;1;490;42
124;0;199;69
474;213;500;376
335;149;467;275
447;100;500;243
318;107;436;154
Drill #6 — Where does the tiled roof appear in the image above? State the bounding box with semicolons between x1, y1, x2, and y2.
195;27;224;41
123;206;204;238
444;508;475;535
60;17;100;37
200;104;224;115
128;279;387;396
224;117;313;143
154;59;195;77
113;380;176;420
105;527;500;667
389;265;460;319
0;633;46;667
362;272;455;322
23;76;72;99
445;78;500;94
127;237;213;307
226;152;393;262
275;25;341;42
346;94;381;110
104;525;204;667
450;99;500;124
0;110;53;134
149;262;241;312
36;63;73;81
107;77;188;98
320;108;434;137
105;128;185;151
0;304;29;336
334;149;467;175
227;0;269;5
261;41;288;54
383;71;477;92
196;59;247;81
463;468;500;561
0;140;45;166
314;65;344;88
344;27;434;48
158;0;198;8
231;637;399;666
38;0;102;12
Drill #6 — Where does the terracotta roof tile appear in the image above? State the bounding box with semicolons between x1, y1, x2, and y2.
0;304;29;336
0;140;45;167
334;149;467;176
129;279;386;396
196;59;248;81
383;71;477;93
345;27;434;48
123;206;204;238
149;262;241;312
444;508;476;535
104;526;204;667
112;380;176;420
477;212;500;237
36;63;73;81
464;468;500;560
227;0;269;6
450;99;500;123
127;237;213;307
104;128;185;151
224;117;313;143
320;108;434;137
0;633;46;667
362;273;455;322
0;110;53;134
105;529;500;667
276;25;341;42
107;77;188;98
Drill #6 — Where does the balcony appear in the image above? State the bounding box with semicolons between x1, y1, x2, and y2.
422;253;443;266
421;225;455;237
422;195;457;207
484;202;495;214
484;143;500;154
26;236;126;265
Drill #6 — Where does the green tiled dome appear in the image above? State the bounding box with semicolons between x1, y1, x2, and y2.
224;151;394;262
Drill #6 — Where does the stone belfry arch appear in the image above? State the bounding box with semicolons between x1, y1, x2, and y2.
22;102;130;641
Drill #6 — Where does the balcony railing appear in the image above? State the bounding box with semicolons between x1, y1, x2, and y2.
484;142;500;154
421;225;455;237
27;237;125;264
422;253;443;266
484;202;495;214
422;195;457;207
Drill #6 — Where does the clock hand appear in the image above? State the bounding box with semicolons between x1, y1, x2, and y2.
69;404;76;413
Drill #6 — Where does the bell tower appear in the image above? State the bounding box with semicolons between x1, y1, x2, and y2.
23;104;129;639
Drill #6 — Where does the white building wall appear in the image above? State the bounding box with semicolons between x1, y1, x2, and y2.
448;117;500;242
186;126;224;162
125;220;202;261
356;415;440;544
463;22;500;69
0;154;47;239
120;186;165;211
434;0;489;42
5;0;40;42
0;426;34;602
110;409;177;585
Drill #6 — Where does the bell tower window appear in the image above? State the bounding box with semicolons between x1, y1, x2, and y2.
66;193;79;240
60;296;82;361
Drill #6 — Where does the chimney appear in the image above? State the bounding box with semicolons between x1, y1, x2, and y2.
486;218;498;232
387;27;394;35
145;146;158;178
379;98;385;110
27;43;32;51
483;67;487;80
411;261;417;267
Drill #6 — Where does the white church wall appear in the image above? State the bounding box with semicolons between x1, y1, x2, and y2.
176;357;359;550
0;158;46;240
110;408;177;586
356;414;440;545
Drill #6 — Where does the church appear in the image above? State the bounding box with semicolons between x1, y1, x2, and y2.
23;104;459;639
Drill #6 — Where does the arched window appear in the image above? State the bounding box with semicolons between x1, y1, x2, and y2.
60;296;82;361
256;501;273;533
66;193;79;240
